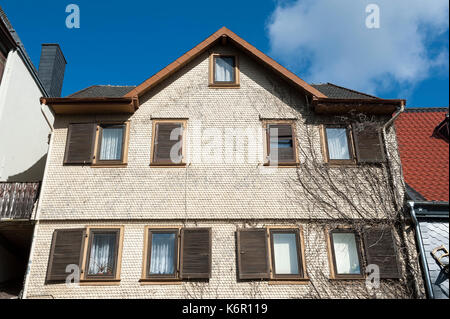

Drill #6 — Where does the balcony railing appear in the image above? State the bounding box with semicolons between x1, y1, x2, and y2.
0;182;40;220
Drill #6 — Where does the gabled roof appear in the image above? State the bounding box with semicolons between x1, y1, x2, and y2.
67;85;136;98
124;27;327;99
396;107;449;202
311;83;378;99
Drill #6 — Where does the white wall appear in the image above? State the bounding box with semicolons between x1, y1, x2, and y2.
0;49;54;182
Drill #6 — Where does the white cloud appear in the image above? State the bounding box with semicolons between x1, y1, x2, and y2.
267;0;449;96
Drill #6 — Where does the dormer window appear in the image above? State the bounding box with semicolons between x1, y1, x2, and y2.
209;54;239;87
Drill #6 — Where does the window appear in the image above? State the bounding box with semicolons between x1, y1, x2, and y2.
209;54;239;87
236;227;307;281
142;227;211;281
323;125;355;164
265;122;297;165
269;229;303;279
63;121;130;166
151;120;186;166
329;229;363;278
85;229;121;280
147;229;179;279
46;227;124;284
96;124;126;164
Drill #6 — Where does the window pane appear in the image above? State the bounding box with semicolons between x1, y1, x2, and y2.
88;232;117;276
332;232;361;274
268;125;294;162
272;233;299;275
326;128;350;160
149;233;176;275
214;57;235;82
99;126;124;161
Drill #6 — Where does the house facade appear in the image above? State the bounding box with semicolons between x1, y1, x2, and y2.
0;5;65;298
23;27;424;299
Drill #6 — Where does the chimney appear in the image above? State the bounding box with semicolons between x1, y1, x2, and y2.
38;44;67;97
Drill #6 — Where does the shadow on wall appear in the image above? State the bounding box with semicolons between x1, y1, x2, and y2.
6;154;47;182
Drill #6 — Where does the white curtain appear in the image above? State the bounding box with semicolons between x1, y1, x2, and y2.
332;233;361;274
100;127;123;160
326;128;350;159
88;233;117;275
149;233;176;275
215;57;234;82
272;233;299;275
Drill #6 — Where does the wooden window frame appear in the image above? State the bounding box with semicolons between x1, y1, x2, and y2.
268;228;305;280
150;119;187;167
320;124;356;165
209;53;240;88
142;227;181;281
263;120;299;167
80;226;124;284
327;228;365;280
93;123;129;166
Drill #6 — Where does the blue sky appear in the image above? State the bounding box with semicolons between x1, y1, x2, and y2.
2;0;448;107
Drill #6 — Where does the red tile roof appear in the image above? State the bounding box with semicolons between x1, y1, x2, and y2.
396;108;449;202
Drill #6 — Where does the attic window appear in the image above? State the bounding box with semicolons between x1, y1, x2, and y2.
209;54;239;87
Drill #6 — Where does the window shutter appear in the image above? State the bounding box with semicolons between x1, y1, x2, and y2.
46;229;86;282
180;228;211;279
363;228;401;279
237;229;270;280
268;124;295;163
352;123;385;163
64;123;97;164
153;123;183;164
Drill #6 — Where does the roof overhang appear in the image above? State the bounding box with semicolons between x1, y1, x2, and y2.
40;97;139;115
312;97;405;115
0;16;17;55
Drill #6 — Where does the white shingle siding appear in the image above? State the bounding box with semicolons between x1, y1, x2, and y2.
26;44;424;298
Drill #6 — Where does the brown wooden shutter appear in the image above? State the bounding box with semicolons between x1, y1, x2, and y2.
64;123;97;164
180;228;211;279
46;229;86;282
268;124;295;163
153;123;183;164
237;229;270;280
363;228;401;279
352;123;386;163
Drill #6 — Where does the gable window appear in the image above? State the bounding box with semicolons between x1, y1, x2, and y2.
85;229;121;279
264;121;298;166
236;227;307;281
151;120;186;166
63;121;130;166
142;227;211;282
209;54;239;87
97;124;126;163
328;229;363;278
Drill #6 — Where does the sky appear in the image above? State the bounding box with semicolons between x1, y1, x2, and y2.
2;0;448;107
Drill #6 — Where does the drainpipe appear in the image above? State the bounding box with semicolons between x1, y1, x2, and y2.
408;201;434;299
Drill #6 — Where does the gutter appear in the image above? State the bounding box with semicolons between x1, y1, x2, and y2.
408;201;435;299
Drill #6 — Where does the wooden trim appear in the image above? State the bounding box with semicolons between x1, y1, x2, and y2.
268;279;310;285
267;227;304;280
81;226;124;283
92;121;130;166
322;124;357;165
327;228;365;280
262;120;299;166
209;53;240;87
150;119;187;166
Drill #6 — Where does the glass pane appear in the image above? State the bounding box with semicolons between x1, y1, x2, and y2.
214;57;235;82
149;233;176;275
326;128;350;160
88;232;117;276
99;126;124;160
332;232;361;274
272;233;299;275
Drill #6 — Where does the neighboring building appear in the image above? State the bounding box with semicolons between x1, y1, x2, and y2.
24;27;424;299
0;6;66;298
396;107;449;299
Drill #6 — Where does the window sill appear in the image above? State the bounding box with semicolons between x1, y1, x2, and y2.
91;163;128;168
268;278;310;285
149;163;186;167
329;276;365;281
79;279;121;286
139;279;182;285
208;83;240;89
263;162;300;168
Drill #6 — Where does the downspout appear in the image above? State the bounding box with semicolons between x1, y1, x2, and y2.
408;201;435;299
